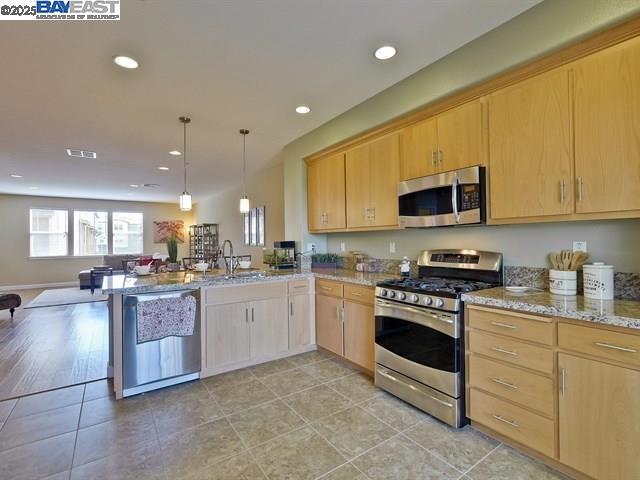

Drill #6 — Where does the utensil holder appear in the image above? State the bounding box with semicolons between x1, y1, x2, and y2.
549;269;577;296
583;263;614;300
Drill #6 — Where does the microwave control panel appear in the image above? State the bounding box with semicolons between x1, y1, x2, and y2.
461;184;480;210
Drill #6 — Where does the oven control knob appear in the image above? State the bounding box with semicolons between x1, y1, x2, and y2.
435;298;445;308
411;294;419;303
380;289;388;297
424;297;433;306
398;292;406;301
388;291;396;298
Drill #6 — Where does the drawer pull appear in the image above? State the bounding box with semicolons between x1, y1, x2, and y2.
594;342;637;353
492;414;519;428
350;292;362;297
491;347;518;357
321;286;333;291
491;377;518;390
490;321;517;330
293;285;306;289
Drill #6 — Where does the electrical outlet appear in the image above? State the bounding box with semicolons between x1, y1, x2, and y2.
389;241;396;254
307;243;316;253
340;242;346;252
573;241;587;252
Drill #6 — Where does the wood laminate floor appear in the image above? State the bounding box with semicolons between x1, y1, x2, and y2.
0;289;108;401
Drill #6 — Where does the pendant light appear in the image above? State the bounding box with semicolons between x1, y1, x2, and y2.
178;116;192;211
239;129;250;213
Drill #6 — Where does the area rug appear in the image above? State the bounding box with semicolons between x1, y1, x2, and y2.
25;287;108;309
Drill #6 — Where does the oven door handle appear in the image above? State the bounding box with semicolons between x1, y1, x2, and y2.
451;173;460;223
375;300;453;324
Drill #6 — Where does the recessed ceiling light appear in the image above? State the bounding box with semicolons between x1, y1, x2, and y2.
169;150;182;156
113;55;139;69
10;174;23;178
295;105;311;115
66;148;96;159
129;184;139;188
374;45;397;60
158;166;169;171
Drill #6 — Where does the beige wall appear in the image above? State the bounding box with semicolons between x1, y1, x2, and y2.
0;194;194;287
195;163;284;265
281;0;640;271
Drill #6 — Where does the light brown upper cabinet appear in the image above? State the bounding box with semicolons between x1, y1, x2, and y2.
307;152;346;232
488;68;574;220
400;100;482;180
573;36;640;214
345;132;400;228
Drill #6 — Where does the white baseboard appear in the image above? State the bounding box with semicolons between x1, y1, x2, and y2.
0;281;79;292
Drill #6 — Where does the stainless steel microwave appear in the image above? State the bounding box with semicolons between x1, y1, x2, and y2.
398;165;486;228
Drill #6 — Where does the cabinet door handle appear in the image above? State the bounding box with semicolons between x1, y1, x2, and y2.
577;177;584;202
245;308;249;323
491;347;518;357
492;414;519;428
290;302;293;316
491;378;518;390
560;367;567;396
560;179;565;204
251;307;255;323
431;150;437;166
438;150;443;164
594;342;637;353
371;208;375;220
490;321;517;330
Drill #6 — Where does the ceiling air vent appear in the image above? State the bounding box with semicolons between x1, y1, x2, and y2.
66;149;97;159
142;183;160;188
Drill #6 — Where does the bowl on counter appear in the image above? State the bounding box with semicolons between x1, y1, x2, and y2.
193;262;209;272
238;260;252;269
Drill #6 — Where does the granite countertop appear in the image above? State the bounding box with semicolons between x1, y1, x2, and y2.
462;287;640;330
102;268;396;295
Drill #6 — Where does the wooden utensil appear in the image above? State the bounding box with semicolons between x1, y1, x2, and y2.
561;250;573;270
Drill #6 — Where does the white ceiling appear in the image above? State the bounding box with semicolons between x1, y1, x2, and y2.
0;0;539;203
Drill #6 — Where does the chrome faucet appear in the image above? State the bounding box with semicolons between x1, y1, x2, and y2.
221;239;235;276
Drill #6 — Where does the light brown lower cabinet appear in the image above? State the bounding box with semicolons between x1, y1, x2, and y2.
558;353;640;480
343;300;375;372
316;293;344;356
316;280;375;371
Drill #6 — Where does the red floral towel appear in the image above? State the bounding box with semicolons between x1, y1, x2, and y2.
136;296;196;344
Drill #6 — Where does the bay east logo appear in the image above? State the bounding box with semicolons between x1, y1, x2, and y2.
0;0;120;20
36;1;118;14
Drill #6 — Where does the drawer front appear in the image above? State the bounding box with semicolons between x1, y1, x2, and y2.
469;354;554;417
468;330;554;374
205;282;287;305
343;284;374;304
288;279;311;295
470;388;555;458
468;306;554;345
316;279;343;298
558;322;640;367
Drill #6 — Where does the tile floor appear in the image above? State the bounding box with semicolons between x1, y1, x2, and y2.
0;350;570;480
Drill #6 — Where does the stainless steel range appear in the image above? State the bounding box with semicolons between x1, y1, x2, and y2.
374;249;502;428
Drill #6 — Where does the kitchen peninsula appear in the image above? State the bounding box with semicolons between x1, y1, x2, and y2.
102;268;390;399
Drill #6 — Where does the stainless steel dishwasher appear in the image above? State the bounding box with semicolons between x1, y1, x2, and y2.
122;289;201;397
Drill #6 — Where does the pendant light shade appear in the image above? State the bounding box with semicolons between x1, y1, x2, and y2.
180;192;192;211
178;116;192;211
239;196;250;214
239;129;250;213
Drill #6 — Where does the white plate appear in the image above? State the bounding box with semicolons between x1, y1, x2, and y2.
506;286;541;293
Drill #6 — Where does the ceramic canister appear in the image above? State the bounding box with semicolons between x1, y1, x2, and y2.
549;269;577;296
583;262;614;300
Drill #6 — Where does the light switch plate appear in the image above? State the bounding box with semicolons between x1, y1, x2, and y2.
340;242;346;252
389;241;396;253
573;241;587;252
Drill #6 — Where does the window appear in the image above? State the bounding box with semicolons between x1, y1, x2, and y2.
74;211;108;256
243;206;265;247
30;209;68;257
112;212;144;254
